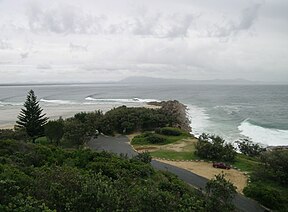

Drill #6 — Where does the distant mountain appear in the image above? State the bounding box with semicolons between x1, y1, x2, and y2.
119;76;264;85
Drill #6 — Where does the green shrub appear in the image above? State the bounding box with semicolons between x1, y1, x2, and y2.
132;152;152;164
243;183;284;210
146;134;167;144
0;129;28;141
195;133;236;162
159;127;182;136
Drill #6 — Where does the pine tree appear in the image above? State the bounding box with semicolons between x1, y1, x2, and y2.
16;90;48;142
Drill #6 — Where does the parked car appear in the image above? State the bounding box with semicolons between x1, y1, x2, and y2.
212;162;231;170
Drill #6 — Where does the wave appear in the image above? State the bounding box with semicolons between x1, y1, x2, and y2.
40;99;75;105
0;101;22;106
186;104;211;137
238;119;288;146
85;97;160;103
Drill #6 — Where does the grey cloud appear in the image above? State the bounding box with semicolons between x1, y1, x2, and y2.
37;64;52;69
26;1;106;34
238;3;262;30
24;1;196;38
130;11;195;38
207;3;263;38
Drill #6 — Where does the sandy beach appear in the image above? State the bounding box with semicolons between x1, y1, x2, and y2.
0;103;160;129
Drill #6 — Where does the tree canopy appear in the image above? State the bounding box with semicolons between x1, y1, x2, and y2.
16;90;48;142
195;133;236;162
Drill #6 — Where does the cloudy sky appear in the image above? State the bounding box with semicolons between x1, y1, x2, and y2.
0;0;287;83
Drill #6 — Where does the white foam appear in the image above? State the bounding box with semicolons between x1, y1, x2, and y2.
85;97;160;103
40;99;75;105
186;104;211;137
238;119;288;146
0;101;22;106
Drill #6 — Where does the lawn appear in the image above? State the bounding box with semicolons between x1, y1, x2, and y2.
233;154;260;172
150;150;199;160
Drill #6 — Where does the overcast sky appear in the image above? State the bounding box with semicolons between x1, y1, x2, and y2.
0;0;287;83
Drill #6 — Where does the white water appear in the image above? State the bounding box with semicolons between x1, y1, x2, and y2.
40;99;76;105
238;119;288;146
85;97;160;103
186;104;211;137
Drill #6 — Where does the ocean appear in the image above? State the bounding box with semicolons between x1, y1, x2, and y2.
1;83;287;146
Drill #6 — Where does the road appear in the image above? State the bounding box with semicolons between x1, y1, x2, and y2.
87;135;266;212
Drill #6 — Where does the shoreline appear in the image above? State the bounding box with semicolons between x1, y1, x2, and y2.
0;102;161;130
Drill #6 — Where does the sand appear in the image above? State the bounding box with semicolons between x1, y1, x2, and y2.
0;103;159;129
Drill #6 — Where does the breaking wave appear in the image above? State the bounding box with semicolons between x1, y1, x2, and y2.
238;119;288;146
186;104;211;137
40;99;75;105
85;97;160;103
0;101;22;106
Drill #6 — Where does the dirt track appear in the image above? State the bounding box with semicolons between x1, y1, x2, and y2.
156;159;248;193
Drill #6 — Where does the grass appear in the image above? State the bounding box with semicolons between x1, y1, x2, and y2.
150;150;199;161
233;154;260;172
35;136;50;145
35;136;78;149
131;130;191;146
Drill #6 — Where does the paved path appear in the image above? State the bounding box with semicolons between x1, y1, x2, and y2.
87;135;266;212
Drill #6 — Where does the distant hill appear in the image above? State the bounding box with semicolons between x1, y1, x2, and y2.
119;76;264;85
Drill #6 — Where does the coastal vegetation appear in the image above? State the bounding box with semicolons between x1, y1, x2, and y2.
195;133;236;162
0;91;241;211
16;90;48;142
1;90;287;211
132;131;288;210
0;139;208;211
131;127;190;145
243;150;288;210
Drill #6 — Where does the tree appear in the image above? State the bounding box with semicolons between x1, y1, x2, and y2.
16;90;48;142
44;119;64;146
236;139;266;157
195;133;236;162
205;173;237;212
63;119;87;146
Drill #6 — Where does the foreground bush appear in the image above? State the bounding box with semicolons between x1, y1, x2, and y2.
0;139;206;211
243;182;284;210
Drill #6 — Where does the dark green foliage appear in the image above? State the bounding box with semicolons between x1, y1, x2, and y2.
43;106;185;147
16;90;48;142
146;134;167;144
259;150;288;185
157;127;182;136
132;151;152;163
0;128;28;141
242;150;288;210
237;139;266;157
44;119;64;146
195;133;236;162
243;182;285;210
0;139;206;211
59;111;105;146
132;133;168;145
99;106;171;135
73;110;103;137
205;173;237;212
63;119;87;146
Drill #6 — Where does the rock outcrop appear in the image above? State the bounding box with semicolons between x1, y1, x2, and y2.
148;100;191;133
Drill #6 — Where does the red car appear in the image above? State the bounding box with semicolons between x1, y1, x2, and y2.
213;162;231;170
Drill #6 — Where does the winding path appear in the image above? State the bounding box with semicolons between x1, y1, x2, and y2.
87;135;266;212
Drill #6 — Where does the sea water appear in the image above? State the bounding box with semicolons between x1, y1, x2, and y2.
0;83;287;146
